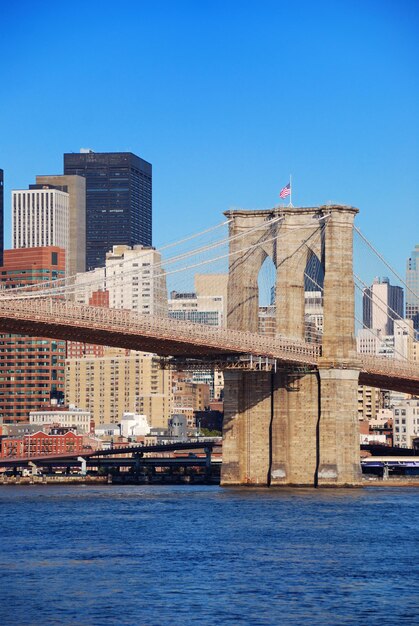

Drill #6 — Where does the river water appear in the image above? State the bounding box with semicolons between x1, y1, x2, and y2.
0;485;417;625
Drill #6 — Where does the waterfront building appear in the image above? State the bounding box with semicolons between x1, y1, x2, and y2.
368;409;393;446
36;174;86;275
94;423;121;438
0;169;3;266
0;248;66;423
0;429;94;458
406;244;419;330
393;398;419;448
12;185;70;273
64;150;152;270
363;277;404;335
29;406;91;434
120;412;150;438
66;348;172;427
1;423;43;438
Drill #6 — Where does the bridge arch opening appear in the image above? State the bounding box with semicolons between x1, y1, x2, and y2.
304;249;324;292
304;249;324;344
258;255;276;337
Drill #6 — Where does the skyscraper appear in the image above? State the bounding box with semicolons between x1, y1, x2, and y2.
12;184;70;273
363;277;404;335
0;169;3;267
64;150;152;270
406;244;419;330
36;174;86;275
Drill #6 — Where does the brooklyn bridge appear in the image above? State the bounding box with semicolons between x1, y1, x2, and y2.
1;204;418;486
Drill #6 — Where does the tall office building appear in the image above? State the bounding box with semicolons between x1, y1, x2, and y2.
406;244;419;330
12;185;70;273
68;245;168;422
36;175;86;275
0;247;66;423
64;150;152;270
362;277;404;335
0;169;3;267
66;349;172;427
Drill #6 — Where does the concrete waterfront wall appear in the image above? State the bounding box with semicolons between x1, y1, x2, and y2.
222;205;361;487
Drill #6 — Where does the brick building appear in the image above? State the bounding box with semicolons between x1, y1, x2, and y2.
1;430;86;458
0;247;66;423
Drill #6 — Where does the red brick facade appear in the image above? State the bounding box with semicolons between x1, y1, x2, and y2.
0;248;66;423
1;430;86;458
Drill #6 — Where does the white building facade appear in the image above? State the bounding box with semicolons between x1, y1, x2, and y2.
393;399;419;448
29;406;91;433
120;413;150;438
12;187;70;272
74;245;167;315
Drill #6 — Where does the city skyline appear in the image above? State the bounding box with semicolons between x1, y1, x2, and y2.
1;4;418;624
1;1;418;278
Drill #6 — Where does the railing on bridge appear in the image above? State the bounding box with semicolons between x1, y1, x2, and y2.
0;210;418;392
0;294;321;364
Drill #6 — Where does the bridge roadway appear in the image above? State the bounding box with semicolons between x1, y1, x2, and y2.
0;440;219;468
3;458;216;470
0;296;418;394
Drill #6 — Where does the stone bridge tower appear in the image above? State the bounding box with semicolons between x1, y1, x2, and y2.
222;205;361;487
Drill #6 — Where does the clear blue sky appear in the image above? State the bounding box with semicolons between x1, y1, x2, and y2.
1;0;418;276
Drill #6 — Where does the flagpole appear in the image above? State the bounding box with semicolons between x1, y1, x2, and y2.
289;174;293;207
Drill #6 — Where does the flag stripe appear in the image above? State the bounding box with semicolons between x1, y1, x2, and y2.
279;182;291;198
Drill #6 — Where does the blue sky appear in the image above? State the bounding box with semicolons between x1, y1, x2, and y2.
1;0;418;276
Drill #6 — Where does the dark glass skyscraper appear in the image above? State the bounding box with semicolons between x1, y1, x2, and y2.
0;169;3;267
64;151;152;270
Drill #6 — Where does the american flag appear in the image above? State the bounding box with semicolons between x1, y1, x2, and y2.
279;182;291;198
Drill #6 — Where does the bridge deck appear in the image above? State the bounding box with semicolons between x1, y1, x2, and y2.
0;296;418;393
0;441;220;467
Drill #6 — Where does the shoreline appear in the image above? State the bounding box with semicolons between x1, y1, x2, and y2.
1;475;418;487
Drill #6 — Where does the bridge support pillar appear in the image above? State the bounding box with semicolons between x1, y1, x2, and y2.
221;367;362;487
28;461;38;477
317;366;362;486
270;371;319;486
221;369;319;486
222;370;272;485
77;457;87;476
